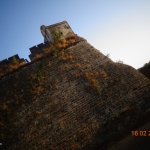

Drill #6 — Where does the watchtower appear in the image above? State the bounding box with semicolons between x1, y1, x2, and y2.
40;21;74;43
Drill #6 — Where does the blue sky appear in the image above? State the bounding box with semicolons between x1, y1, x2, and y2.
0;0;150;69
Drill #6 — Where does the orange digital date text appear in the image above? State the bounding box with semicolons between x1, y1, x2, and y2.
132;130;150;136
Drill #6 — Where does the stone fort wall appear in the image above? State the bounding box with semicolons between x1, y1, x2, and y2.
0;36;150;149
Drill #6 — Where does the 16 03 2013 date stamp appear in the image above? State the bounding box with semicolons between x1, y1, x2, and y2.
132;130;150;136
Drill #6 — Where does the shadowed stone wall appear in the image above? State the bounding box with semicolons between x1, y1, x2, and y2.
138;62;150;80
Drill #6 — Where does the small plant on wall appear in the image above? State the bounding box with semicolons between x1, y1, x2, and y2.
103;53;110;60
51;29;63;41
99;71;107;79
84;71;101;95
11;56;18;64
116;60;123;63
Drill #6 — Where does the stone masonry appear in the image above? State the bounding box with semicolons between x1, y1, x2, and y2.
0;21;150;150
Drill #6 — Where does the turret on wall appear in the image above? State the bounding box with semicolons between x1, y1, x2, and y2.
40;20;74;43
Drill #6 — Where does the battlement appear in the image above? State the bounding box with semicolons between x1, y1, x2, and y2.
0;54;26;66
0;54;27;77
29;42;50;61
